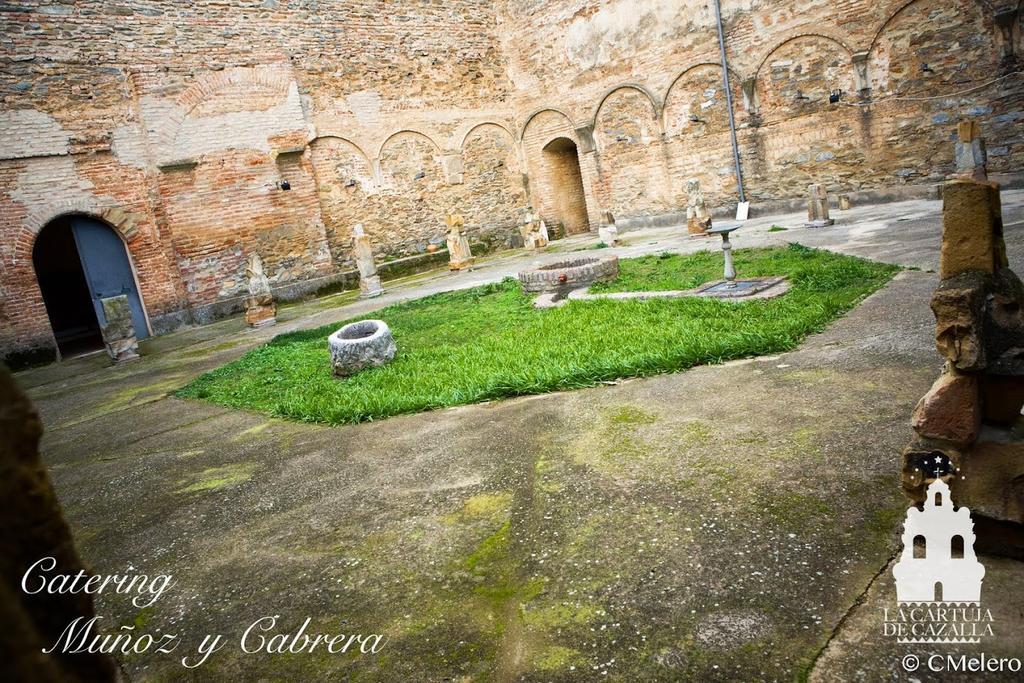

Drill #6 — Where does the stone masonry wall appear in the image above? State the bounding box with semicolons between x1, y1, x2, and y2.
502;0;1024;224
2;0;1022;361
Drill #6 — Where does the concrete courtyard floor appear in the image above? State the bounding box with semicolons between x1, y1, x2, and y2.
15;192;1024;681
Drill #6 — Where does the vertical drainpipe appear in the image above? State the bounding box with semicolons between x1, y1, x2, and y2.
714;0;746;204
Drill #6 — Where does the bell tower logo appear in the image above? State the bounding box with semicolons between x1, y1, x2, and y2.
886;478;992;643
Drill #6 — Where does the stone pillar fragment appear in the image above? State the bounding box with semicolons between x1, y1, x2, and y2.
244;253;277;328
940;179;1006;279
804;184;833;227
445;213;474;271
352;224;384;298
598;210;620;246
99;295;139;363
903;175;1024;552
954;120;988;181
685;179;711;235
911;366;981;447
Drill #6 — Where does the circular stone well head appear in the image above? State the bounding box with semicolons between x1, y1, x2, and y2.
328;319;397;377
518;255;619;293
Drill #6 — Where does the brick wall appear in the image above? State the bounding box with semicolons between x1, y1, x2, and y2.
2;0;1022;361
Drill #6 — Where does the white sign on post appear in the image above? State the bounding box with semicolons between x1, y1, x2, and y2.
735;201;750;221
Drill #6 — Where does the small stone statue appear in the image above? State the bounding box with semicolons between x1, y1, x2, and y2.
805;184;834;228
352;224;384;298
446;213;474;270
519;207;549;250
244;253;277;328
685;179;711;235
598;210;620;246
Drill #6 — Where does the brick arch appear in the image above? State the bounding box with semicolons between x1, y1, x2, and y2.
592;84;661;128
752;26;855;80
309;134;373;168
866;0;986;53
518;108;576;143
376;129;442;160
662;61;742;133
663;60;740;103
16;200;140;263
459;122;516;153
157;64;295;160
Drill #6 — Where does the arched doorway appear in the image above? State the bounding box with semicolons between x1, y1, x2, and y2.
541;137;590;234
32;215;148;357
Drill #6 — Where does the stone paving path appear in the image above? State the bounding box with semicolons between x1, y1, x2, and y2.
15;192;1024;681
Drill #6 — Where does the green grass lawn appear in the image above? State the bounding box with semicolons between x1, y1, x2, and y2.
177;245;898;424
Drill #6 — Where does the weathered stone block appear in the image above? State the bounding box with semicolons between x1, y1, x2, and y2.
99;295;139;363
805;183;833;228
353;224;384;298
245;302;277;328
911;368;981;446
328;319;397;377
940;179;1003;278
930;270;988;371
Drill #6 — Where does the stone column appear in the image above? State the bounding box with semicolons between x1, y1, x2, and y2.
99;295;139;363
685;179;711;235
574;124;604;230
445;213;474;271
352;224;384;298
804;184;834;227
244;253;277;328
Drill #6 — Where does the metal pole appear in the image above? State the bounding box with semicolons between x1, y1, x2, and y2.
713;0;746;204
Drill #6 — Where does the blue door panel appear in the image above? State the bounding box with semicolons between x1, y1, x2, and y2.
70;217;149;340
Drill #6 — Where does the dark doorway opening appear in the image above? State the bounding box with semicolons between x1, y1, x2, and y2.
32;215;148;359
541;137;590;235
32;217;104;357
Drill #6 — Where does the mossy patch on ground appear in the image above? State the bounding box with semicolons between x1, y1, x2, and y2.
176;462;259;493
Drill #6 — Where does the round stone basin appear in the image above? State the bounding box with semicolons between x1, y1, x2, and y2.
328;319;397;377
518;255;620;293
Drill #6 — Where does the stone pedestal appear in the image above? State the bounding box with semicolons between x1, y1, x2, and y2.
353;223;384;298
598;210;620;246
244;253;276;328
99;295;139;362
805;184;834;227
446;213;474;270
245;300;277;328
685;179;711;235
